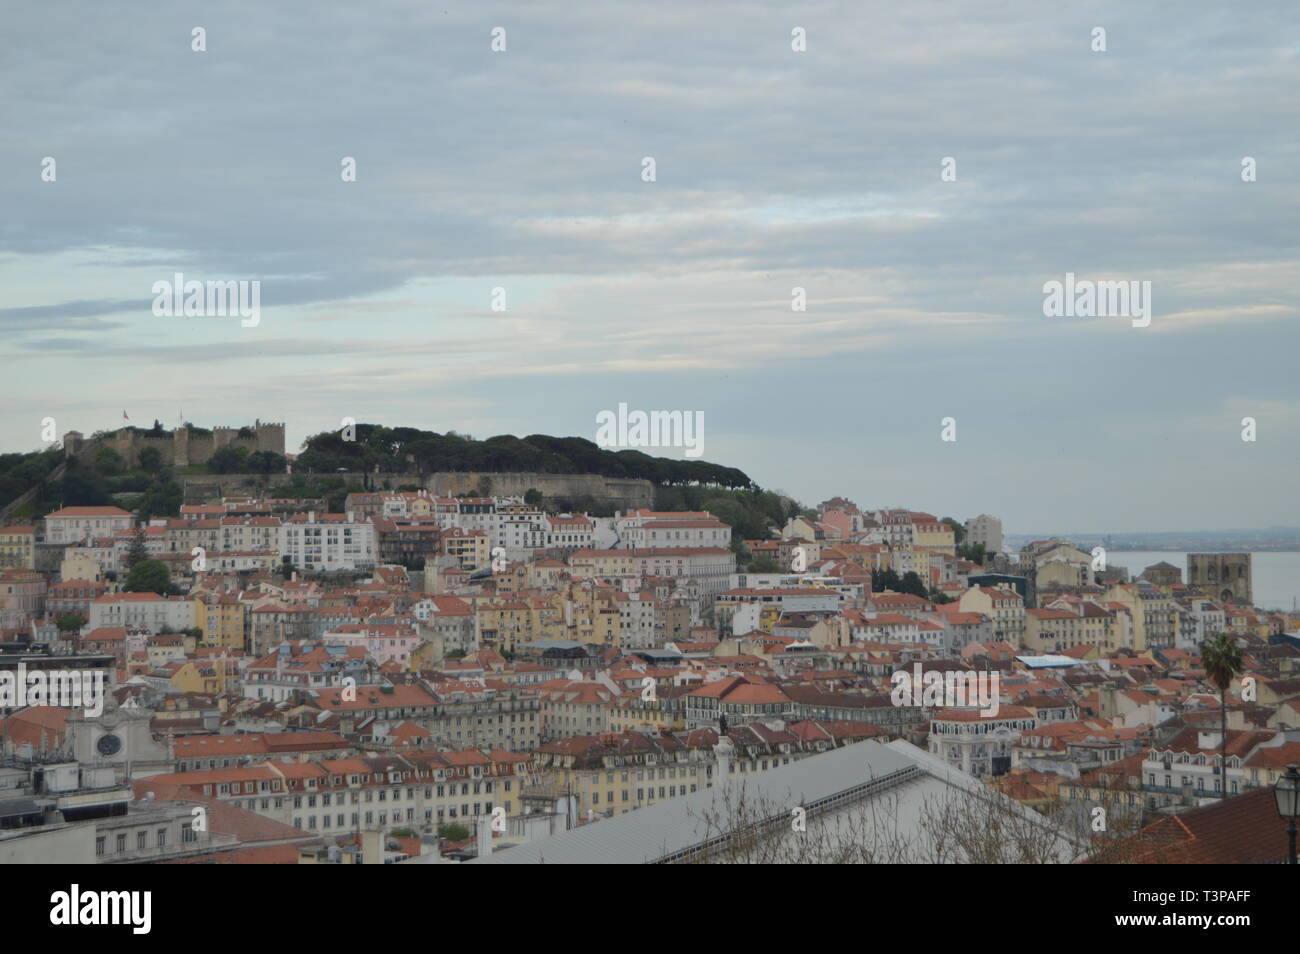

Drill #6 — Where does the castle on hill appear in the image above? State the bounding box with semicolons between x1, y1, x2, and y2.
63;421;286;469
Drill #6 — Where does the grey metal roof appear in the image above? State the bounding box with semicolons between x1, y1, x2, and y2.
1015;654;1082;668
407;740;954;865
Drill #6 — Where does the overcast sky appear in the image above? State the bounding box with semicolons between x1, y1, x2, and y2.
2;1;1297;535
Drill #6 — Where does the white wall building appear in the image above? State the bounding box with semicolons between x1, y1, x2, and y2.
88;593;198;632
964;514;1003;553
45;507;134;545
278;512;376;573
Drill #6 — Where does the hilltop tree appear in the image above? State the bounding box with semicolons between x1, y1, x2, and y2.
208;445;250;474
297;424;755;488
246;450;285;474
138;446;163;473
94;446;125;476
57;460;112;507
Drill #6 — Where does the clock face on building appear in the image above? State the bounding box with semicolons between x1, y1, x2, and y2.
97;733;122;757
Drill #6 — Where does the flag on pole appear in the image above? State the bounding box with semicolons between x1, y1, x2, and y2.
122;410;129;422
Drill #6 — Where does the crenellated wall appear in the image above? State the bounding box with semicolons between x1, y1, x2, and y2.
73;422;287;469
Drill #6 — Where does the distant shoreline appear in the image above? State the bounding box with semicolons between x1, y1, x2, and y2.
1006;545;1300;554
1101;548;1300;554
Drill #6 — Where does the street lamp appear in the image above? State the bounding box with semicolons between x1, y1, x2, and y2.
1273;764;1300;864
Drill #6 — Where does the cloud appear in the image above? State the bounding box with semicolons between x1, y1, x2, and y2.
0;0;1297;532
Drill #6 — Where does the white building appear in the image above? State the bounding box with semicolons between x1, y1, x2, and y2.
278;512;375;573
546;514;595;550
88;592;198;633
616;591;660;649
928;706;1036;778
44;506;134;545
617;516;731;550
964;514;1003;553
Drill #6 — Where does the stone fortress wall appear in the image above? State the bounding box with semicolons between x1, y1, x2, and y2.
63;421;286;469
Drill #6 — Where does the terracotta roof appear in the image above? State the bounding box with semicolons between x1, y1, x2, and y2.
1095;786;1296;864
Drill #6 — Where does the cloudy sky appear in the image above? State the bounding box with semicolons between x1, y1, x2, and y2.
2;1;1297;535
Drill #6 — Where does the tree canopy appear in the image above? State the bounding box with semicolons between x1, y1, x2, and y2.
123;559;171;596
295;425;753;488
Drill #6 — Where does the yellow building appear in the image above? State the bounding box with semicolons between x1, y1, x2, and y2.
568;549;638;580
606;693;680;733
531;733;815;819
199;593;249;650
1024;606;1114;654
443;529;490;570
889;545;932;579
557;582;622;647
913;521;956;556
958;585;1026;645
474;599;536;652
406;495;434;517
0;526;36;570
1102;583;1178;651
169;653;239;694
1036;559;1090;589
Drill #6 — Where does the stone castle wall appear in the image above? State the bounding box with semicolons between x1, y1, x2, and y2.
426;472;655;512
69;422;286;469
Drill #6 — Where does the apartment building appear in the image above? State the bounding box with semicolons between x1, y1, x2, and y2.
0;525;36;569
964;514;1003;553
87;592;199;633
958;585;1025;644
135;749;533;834
928;705;1037;778
617;516;732;550
529;722;860;819
43;506;134;545
278;512;376;573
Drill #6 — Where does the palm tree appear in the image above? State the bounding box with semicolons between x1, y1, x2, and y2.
1201;632;1245;797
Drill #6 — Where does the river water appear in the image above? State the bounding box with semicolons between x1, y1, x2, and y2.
1104;551;1300;612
